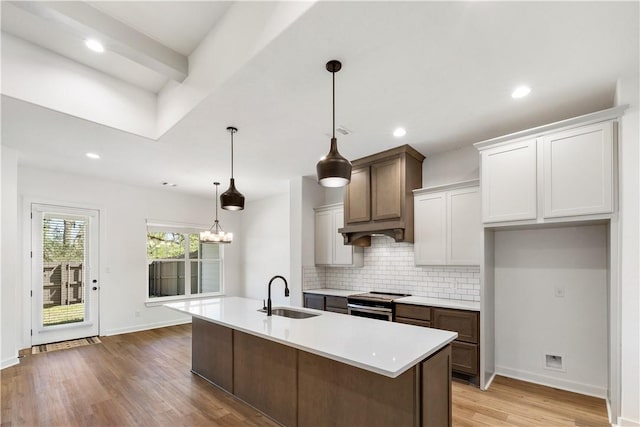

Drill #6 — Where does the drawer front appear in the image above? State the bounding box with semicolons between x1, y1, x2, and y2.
325;307;348;315
395;304;431;321
451;341;479;376
395;316;431;328
433;308;479;344
325;296;348;311
303;294;325;311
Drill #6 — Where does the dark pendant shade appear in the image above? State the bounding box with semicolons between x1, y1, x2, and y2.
317;137;352;187
317;59;351;187
221;126;245;211
221;178;245;211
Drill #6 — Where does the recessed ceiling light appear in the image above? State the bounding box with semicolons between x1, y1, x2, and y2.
162;182;177;187
85;39;105;53
86;152;100;159
512;86;531;99
393;127;407;138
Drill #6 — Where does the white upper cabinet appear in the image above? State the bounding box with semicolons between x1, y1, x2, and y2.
414;192;447;265
475;107;623;226
414;182;480;266
448;187;481;265
314;210;332;265
481;139;537;223
314;204;363;267
542;121;613;218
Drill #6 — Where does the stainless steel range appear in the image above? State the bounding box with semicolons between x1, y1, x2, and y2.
347;291;411;321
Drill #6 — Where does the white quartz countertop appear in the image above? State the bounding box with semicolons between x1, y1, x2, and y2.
303;289;357;297
395;296;481;312
165;296;457;378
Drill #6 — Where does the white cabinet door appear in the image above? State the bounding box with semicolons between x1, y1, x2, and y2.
448;187;481;265
332;208;353;265
542;122;613;218
314;210;332;265
481;139;537;223
414;192;447;265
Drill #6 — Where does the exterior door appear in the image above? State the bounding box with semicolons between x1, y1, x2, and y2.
31;204;99;345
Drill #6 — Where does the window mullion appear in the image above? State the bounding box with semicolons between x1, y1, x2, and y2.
184;234;191;297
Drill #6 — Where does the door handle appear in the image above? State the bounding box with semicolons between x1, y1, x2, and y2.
92;286;98;291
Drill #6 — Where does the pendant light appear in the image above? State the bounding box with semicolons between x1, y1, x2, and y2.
220;126;245;210
316;60;352;187
200;182;233;243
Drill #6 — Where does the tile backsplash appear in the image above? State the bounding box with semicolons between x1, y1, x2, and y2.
303;236;480;301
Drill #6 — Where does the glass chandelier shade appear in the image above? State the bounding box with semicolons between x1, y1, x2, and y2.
221;126;245;211
200;182;233;243
317;59;352;187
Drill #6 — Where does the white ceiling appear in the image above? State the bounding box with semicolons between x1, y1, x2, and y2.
2;1;639;203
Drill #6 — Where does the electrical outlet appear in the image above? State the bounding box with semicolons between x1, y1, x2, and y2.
554;285;565;298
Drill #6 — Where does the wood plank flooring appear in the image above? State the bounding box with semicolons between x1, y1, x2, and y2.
1;324;609;426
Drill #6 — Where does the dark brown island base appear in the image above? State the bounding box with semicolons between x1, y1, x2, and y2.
191;316;453;427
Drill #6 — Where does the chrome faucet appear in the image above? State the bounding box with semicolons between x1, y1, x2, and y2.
267;275;290;316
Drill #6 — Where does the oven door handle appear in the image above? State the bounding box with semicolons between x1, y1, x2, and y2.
347;303;392;315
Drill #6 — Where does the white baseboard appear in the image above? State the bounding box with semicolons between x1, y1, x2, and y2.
1;356;20;370
102;318;192;336
483;372;497;390
495;365;607;399
616;417;640;427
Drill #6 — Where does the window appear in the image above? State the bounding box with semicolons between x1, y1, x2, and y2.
147;230;223;301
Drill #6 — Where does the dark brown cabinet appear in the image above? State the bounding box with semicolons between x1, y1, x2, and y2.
303;292;349;315
325;296;348;314
433;308;479;344
395;303;431;328
345;167;371;224
303;293;325;311
394;303;480;381
340;145;425;246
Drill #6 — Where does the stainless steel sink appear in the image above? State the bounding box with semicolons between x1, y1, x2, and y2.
258;307;319;319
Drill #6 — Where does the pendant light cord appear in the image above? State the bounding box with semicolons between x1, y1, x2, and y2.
332;70;335;139
230;130;234;179
214;183;219;222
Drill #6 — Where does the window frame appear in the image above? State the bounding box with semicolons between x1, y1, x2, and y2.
145;224;224;304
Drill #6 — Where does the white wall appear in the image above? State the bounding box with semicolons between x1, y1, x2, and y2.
616;74;640;426
1;147;19;368
239;192;291;307
494;225;609;398
423;145;479;188
17;165;242;345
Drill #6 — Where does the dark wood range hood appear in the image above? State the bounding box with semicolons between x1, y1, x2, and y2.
339;145;425;247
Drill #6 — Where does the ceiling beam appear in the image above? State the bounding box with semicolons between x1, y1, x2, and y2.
10;1;188;82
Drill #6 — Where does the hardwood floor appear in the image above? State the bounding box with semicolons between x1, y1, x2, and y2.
1;324;609;427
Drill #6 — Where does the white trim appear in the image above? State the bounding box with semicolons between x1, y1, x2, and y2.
313;203;343;212
474;105;628;150
413;179;480;195
484;372;497;390
1;357;20;370
144;293;224;306
101;317;191;336
616;417;640;427
495;365;608;399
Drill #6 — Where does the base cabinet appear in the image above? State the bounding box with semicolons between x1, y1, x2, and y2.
303;293;325;311
192;318;453;427
395;304;480;380
303;292;348;315
191;318;233;393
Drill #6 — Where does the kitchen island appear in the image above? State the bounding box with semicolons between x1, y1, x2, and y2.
165;297;457;426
